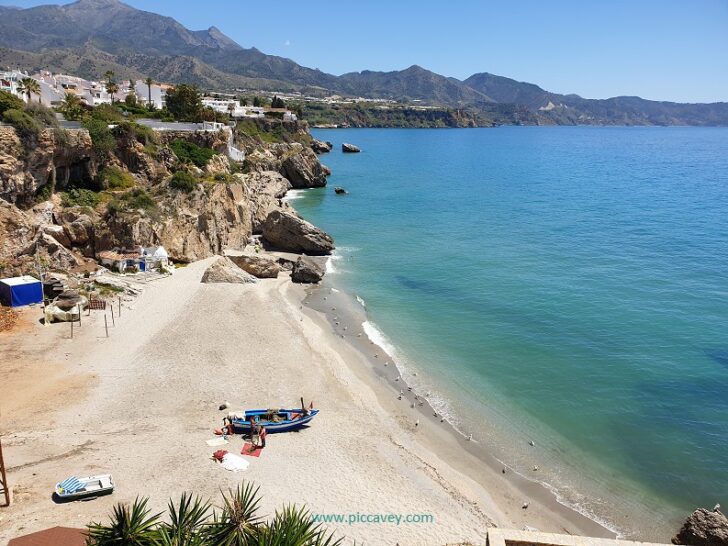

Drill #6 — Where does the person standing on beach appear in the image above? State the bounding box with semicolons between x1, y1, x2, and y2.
260;426;267;448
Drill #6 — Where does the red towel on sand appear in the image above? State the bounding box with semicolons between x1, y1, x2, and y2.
241;443;263;457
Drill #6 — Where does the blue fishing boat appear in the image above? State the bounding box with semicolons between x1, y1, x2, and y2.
226;407;319;433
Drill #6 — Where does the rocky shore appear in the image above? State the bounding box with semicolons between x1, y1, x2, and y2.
0;119;335;282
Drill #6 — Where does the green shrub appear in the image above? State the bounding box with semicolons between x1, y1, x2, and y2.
83;118;116;156
169;139;216;167
25;102;59;127
120;188;155;210
61;188;101;208
213;172;233;183
169;171;198;192
0;90;25;117
107;188;156;215
3;108;42;142
99;166;135;190
112;121;158;146
35;182;54;202
91;103;124;123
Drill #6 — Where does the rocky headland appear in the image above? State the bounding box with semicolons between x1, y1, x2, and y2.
0;117;334;282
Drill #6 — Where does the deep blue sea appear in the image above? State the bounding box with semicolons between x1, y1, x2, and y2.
295;127;728;536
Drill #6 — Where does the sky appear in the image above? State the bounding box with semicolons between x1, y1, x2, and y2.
2;0;728;103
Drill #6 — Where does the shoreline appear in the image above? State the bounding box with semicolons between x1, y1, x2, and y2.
301;275;619;539
1;258;626;545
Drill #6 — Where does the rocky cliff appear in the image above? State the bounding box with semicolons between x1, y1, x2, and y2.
0;123;333;276
0;126;97;206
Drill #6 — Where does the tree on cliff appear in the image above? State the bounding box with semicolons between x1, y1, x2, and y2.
271;95;286;109
61;92;85;120
18;78;41;104
106;81;119;104
165;84;203;121
144;77;154;109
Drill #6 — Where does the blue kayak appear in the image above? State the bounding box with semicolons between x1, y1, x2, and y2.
227;408;319;433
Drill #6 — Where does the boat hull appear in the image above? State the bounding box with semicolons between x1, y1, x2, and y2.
55;474;114;501
229;409;319;433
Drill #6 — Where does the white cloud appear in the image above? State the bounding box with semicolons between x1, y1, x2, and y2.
284;40;291;46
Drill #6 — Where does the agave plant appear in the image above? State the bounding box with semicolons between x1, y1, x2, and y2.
205;483;263;546
157;493;211;545
258;505;343;546
87;497;162;546
86;483;342;546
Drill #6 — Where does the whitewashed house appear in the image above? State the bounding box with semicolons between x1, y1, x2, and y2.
139;246;169;271
97;246;169;273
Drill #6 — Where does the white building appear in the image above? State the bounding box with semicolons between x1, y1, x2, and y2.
134;80;167;110
201;97;265;118
98;246;169;273
139;246;169;271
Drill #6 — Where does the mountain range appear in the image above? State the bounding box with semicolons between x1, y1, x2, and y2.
1;0;727;126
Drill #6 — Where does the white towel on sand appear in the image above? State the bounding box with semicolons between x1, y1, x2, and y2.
206;437;229;447
221;453;249;472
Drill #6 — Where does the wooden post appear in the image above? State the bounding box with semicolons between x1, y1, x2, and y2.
0;438;9;507
71;318;74;339
78;304;81;327
111;305;115;327
104;315;109;338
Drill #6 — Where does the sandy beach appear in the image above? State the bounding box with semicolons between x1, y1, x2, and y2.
0;259;614;545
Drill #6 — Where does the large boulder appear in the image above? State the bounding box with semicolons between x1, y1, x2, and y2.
291;256;325;284
228;253;281;279
673;508;728;546
281;147;329;188
262;210;334;255
342;143;360;153
311;139;333;154
201;257;257;284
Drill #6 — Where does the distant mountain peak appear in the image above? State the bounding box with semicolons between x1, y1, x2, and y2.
67;0;123;7
203;25;241;50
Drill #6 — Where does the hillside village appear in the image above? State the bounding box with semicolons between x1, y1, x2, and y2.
0;69;301;121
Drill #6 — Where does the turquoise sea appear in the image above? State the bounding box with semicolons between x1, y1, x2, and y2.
295;127;728;537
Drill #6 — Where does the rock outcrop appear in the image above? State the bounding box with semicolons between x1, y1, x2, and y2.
204;154;231;177
281;147;329;188
291;256;325;283
101;182;253;262
673;508;728;546
228;253;280;278
201;257;258;284
244;142;329;188
342;143;361;153
0;127;97;206
311;139;333;154
262;210;334;255
242;170;292;233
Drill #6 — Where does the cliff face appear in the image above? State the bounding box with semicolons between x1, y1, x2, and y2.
0;127;97;206
0;123;331;276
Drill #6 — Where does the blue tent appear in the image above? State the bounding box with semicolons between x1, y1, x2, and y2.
0;276;43;307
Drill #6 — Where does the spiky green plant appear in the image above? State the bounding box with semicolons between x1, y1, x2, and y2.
87;497;162;545
259;505;343;546
159;493;211;545
86;483;342;546
205;483;263;546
